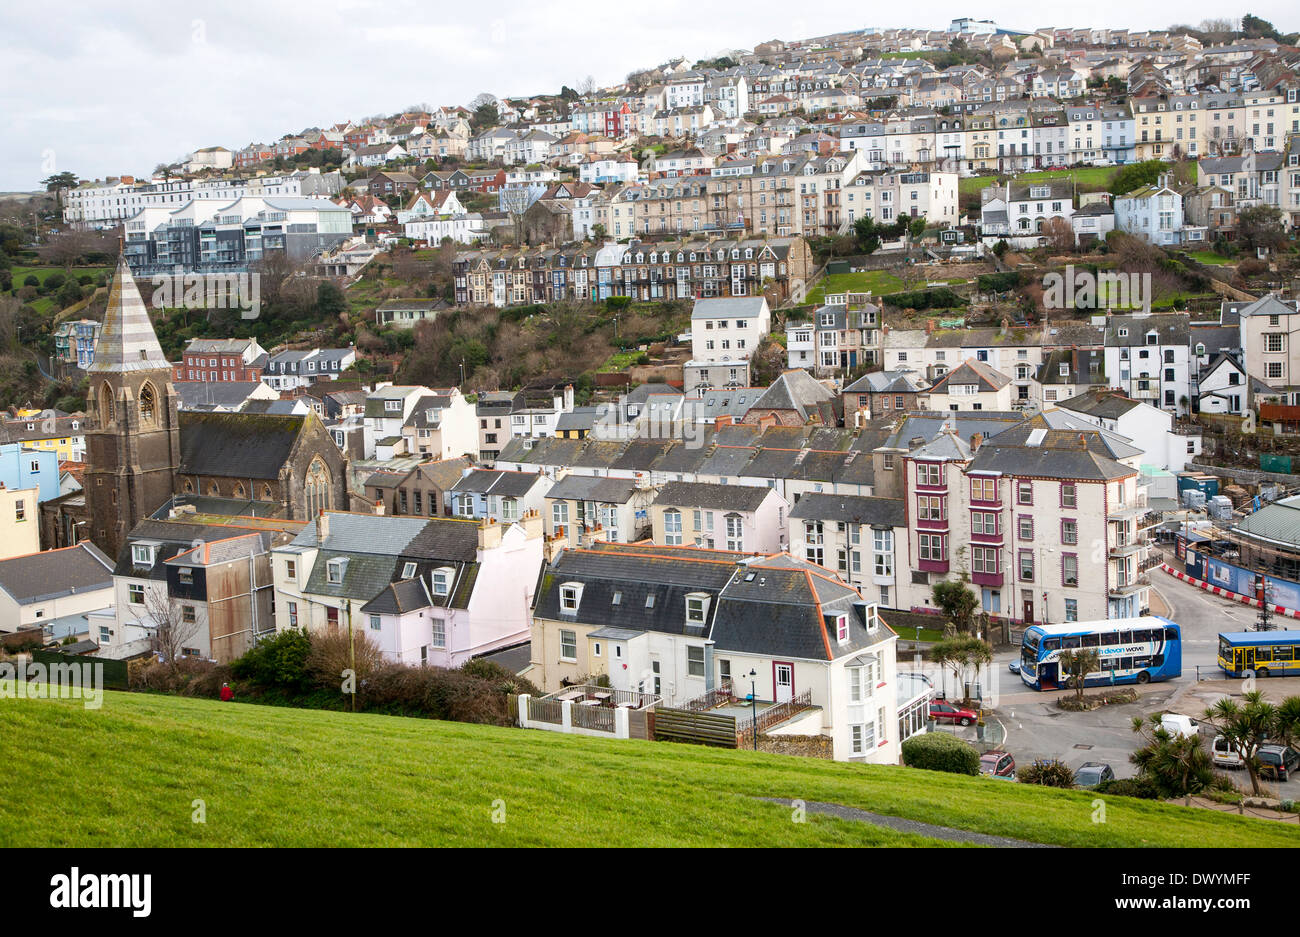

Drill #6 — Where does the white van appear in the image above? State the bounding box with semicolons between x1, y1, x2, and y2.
1212;735;1244;769
1160;713;1201;739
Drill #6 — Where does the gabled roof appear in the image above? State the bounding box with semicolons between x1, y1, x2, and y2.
0;542;114;605
179;412;309;480
928;358;1011;394
652;481;772;513
788;493;905;527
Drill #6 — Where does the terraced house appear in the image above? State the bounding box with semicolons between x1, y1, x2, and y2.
529;541;902;762
452;236;812;307
273;510;544;667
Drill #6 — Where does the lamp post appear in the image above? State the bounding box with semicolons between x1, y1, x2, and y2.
745;668;758;751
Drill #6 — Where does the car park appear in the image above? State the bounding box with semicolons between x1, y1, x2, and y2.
1258;745;1300;782
979;750;1016;778
1074;762;1115;788
1212;735;1244;769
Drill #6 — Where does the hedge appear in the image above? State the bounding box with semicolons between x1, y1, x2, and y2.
901;732;980;775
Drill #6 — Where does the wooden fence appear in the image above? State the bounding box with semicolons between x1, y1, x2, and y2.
651;707;738;748
736;690;813;740
527;697;563;725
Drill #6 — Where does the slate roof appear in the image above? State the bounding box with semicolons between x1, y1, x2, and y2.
1104;313;1190;347
450;469;543;497
750;370;836;421
0;542;114;605
1056;389;1143;420
966;444;1134;481
305;550;400;601
788;493;906;527
709;557;883;661
179;412;307;479
546;475;639;504
928;358;1011;393
361;578;433;615
653;481;772;512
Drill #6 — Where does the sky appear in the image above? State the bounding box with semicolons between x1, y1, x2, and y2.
0;0;1294;192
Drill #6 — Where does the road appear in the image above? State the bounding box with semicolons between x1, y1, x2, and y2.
989;556;1300;795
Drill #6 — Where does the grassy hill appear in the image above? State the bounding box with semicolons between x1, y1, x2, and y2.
1;691;1294;847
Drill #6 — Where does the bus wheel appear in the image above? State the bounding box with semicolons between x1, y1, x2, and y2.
1257;668;1269;679
1136;671;1150;684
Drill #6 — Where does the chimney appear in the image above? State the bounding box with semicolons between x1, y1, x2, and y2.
1078;433;1087;449
970;432;983;453
1000;317;1009;335
925;318;935;334
316;510;330;541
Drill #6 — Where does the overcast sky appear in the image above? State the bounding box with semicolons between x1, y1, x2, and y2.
1;1;1293;192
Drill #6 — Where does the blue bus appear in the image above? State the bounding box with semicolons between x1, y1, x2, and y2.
1019;617;1182;690
1217;630;1300;678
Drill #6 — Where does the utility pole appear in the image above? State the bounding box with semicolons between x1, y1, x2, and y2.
346;602;356;711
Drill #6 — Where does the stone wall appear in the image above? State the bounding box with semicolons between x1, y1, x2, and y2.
755;733;833;759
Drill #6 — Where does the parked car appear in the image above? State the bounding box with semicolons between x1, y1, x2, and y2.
1160;713;1200;739
1008;660;1020;674
1211;735;1244;769
1257;745;1300;781
1074;762;1115;789
980;750;1016;778
929;700;979;726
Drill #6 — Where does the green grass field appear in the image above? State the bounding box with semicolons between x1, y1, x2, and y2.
1186;251;1235;266
806;270;905;305
959;167;1119;197
13;265;111;286
0;691;1295;847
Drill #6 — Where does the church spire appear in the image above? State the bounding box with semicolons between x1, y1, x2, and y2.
89;256;168;373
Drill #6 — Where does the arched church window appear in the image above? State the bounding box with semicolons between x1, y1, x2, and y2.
139;382;157;424
99;383;115;425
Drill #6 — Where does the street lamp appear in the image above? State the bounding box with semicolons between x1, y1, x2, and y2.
744;668;758;751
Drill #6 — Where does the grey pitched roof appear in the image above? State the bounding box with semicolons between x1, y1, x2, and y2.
178;412;307;479
788;493;905;527
1056;389;1143;419
1104;313;1190;347
966;444;1134;481
0;542;114;605
653;481;771;512
546;475;639;504
928;358;1011;393
304;550;400;601
361;578;432;615
450;469;543;497
290;512;432;554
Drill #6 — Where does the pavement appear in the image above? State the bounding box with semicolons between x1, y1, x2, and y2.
758;798;1058;847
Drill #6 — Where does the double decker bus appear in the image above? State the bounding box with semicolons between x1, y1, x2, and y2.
1019;617;1182;690
1217;630;1300;678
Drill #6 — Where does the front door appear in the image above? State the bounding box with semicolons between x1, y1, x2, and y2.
1039;662;1058;688
774;663;794;703
1022;590;1035;624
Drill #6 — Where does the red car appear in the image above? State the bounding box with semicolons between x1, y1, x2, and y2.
929;700;979;726
980;750;1016;778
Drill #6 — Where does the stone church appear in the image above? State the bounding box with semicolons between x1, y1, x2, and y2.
48;258;350;559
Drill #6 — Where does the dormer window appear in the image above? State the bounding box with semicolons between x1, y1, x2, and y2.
431;566;454;596
385;400;401;412
131;544;154;567
402;562;417;579
835;613;849;644
685;592;710;624
327;558;346;584
559;581;583;613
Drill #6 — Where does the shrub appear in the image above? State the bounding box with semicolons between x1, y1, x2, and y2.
305;629;387;692
129;657;230;696
1094;777;1160;800
460;657;540;697
229;629;312;692
1236;258;1269;278
22;274;38;288
901;732;980;775
1017;759;1075;787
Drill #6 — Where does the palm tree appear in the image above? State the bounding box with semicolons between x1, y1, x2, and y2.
1130;715;1215;797
1203;691;1278;796
1059;648;1100;700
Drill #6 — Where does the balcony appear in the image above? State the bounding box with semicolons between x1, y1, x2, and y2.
1108;574;1150;597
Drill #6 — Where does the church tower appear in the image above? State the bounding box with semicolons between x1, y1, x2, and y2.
85;257;181;560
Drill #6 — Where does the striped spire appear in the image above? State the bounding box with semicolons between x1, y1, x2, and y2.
88;256;168;373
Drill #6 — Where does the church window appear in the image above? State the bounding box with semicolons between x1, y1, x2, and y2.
139;382;157;424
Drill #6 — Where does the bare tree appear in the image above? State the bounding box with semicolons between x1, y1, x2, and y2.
144;589;205;667
1041;216;1075;253
578;74;597;96
499;186;534;246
